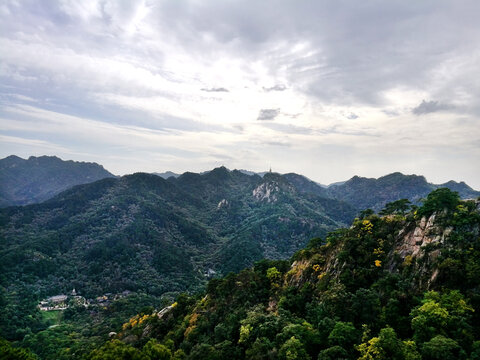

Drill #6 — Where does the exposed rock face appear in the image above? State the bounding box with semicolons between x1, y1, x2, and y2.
396;214;452;259
253;182;280;203
391;212;463;289
157;304;175;320
287;203;479;292
217;199;229;209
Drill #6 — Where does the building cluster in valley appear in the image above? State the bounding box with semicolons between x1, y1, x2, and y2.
38;289;132;311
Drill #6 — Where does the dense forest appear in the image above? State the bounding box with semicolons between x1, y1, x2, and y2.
2;188;479;359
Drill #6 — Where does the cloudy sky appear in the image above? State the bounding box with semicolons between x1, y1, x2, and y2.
1;1;479;188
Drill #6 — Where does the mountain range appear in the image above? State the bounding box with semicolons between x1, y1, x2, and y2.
5;188;479;359
1;155;479;359
0;155;115;207
1;156;478;302
0;167;355;300
326;172;479;211
2;155;478;213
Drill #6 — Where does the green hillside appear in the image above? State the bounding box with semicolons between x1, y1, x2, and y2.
84;189;480;360
0;168;356;350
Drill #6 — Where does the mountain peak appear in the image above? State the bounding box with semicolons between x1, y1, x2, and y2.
0;155;115;207
208;166;230;176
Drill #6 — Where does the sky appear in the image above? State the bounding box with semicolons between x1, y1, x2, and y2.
1;1;479;188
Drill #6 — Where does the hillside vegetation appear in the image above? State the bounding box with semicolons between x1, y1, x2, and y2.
0;168;355;350
1;158;479;359
84;189;480;360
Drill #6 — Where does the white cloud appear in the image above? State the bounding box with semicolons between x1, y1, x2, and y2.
0;1;479;188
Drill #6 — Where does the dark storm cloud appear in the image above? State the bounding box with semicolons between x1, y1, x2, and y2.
257;109;280;121
412;100;452;115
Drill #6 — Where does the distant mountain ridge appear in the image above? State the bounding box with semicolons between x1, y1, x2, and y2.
155;168;479;213
326;172;479;211
153;171;181;179
0;155;115;207
2;155;478;213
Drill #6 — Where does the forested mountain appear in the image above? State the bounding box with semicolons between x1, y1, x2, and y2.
84;189;480;360
1;157;479;359
0;168;356;346
327;172;480;211
0;155;115;207
1;154;478;213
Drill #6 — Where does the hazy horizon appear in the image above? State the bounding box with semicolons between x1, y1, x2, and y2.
4;153;480;191
1;1;479;188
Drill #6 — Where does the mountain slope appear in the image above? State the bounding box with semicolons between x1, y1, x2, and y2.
0;168;356;302
327;172;480;211
0;155;116;207
98;189;480;360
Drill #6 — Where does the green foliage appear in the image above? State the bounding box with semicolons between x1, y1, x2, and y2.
142;339;172;360
0;338;38;359
266;267;282;288
359;208;375;219
410;290;474;345
89;340;147;360
3;188;480;359
317;345;348;360
278;336;311;360
421;335;462;360
416;188;460;218
0;169;355;343
379;199;412;216
357;327;421;360
327;321;358;350
245;337;275;359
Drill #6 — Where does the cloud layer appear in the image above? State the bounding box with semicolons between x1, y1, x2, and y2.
0;0;479;187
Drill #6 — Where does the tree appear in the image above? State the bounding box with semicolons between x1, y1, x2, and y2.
417;188;460;217
188;343;217;360
379;199;412;216
421;335;462;360
410;290;473;345
317;345;348;360
142;339;172;360
327;321;358;350
89;340;147;360
359;209;375;219
357;327;420;360
266;267;282;289
410;296;449;343
0;338;38;360
278;336;310;360
245;337;275;360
